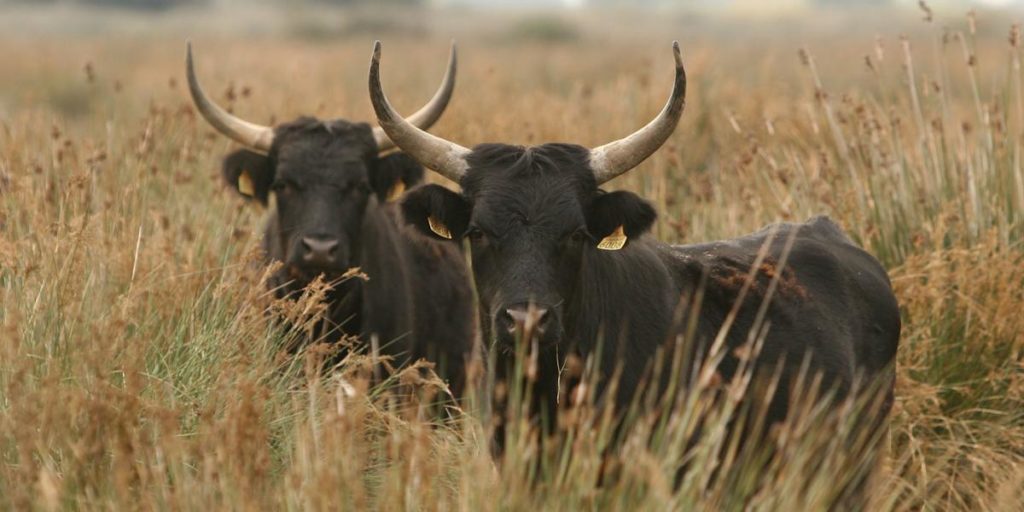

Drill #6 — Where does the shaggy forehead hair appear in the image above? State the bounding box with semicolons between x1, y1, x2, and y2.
461;143;597;188
460;143;601;234
269;117;377;167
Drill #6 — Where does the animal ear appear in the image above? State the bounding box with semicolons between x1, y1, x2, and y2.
401;184;470;242
222;149;274;205
586;191;657;250
370;152;426;202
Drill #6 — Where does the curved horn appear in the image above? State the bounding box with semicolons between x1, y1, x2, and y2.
186;42;275;153
371;42;458;152
589;41;687;184
369;41;470;183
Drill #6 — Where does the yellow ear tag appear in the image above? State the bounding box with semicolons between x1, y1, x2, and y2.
386;179;406;202
237;170;255;197
427;215;452;240
597;225;627;251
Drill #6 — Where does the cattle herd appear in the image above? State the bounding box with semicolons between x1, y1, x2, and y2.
187;39;900;491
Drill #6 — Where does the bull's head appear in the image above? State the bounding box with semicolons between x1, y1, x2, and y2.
187;42;456;289
368;41;685;351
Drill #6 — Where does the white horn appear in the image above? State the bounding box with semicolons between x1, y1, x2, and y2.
186;42;274;153
371;42;458;153
368;41;470;183
589;41;686;184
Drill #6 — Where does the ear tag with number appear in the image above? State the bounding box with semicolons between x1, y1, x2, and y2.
237;170;255;198
386;179;406;202
427;215;452;240
597;225;627;251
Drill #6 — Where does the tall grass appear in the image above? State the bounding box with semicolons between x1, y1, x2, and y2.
1;8;1023;510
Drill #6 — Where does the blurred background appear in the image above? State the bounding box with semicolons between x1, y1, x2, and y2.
2;0;1023;246
0;0;1020;38
3;0;1024;509
3;0;1022;134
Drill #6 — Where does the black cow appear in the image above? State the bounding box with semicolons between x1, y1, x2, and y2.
186;43;475;391
367;41;900;454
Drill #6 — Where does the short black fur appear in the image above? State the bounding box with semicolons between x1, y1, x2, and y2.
222;148;274;204
587;190;657;240
401;142;901;471
220;117;475;393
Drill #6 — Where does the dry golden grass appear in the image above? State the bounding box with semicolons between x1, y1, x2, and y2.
1;6;1023;510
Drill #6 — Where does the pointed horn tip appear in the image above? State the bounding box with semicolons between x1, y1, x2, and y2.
185;42;198;88
372;40;382;60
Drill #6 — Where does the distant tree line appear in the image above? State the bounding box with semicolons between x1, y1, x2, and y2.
4;0;208;10
306;0;422;5
584;0;892;5
3;0;423;11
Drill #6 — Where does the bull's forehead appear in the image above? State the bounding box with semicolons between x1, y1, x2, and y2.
469;170;590;238
462;143;597;237
274;134;373;185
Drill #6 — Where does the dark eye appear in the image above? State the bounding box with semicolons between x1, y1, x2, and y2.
271;181;291;194
466;228;485;242
569;228;590;244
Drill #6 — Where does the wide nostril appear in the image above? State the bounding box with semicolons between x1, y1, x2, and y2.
503;305;551;335
499;309;517;334
533;308;551;332
301;236;339;263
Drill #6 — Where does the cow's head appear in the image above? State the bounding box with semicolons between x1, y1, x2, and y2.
187;42;456;287
369;41;685;350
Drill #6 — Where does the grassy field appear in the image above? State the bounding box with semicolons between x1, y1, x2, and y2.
2;4;1024;510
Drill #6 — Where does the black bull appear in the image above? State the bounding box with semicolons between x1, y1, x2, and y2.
186;43;476;392
402;144;901;430
222;121;475;389
368;40;901;452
